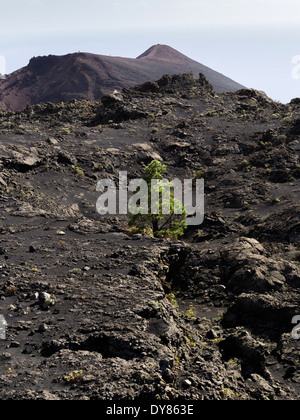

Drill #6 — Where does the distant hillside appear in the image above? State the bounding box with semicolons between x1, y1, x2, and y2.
0;44;245;111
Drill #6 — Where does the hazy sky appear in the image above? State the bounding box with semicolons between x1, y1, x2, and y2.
1;0;300;102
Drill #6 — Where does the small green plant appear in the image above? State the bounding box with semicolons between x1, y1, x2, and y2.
207;110;218;117
193;169;207;179
44;297;56;308
62;127;71;134
166;293;179;309
294;360;300;369
64;370;83;383
241;159;250;167
222;388;241;400
174;355;181;365
228;358;240;367
185;304;197;320
259;140;266;148
69;268;81;274
151;301;163;309
240;110;249;119
74;166;85;176
281;115;293;124
185;335;197;348
281;114;293;124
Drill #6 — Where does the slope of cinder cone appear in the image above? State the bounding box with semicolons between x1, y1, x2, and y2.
0;45;245;111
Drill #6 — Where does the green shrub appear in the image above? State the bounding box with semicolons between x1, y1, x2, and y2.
129;160;187;239
74;166;85;176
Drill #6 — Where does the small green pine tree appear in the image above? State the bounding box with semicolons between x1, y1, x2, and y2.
129;160;187;239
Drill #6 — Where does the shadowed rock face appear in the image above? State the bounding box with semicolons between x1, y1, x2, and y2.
0;73;299;400
0;45;245;111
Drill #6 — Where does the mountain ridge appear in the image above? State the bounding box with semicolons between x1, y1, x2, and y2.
0;45;245;111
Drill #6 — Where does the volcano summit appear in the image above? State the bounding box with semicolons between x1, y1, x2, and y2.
0;45;245;111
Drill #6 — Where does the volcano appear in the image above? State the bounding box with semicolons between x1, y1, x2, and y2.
0;44;245;111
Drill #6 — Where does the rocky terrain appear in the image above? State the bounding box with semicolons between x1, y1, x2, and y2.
0;45;245;111
0;73;299;400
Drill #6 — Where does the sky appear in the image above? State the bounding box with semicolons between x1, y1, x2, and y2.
1;0;300;103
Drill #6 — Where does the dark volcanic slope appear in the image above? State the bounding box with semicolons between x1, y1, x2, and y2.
0;74;299;400
0;45;245;111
